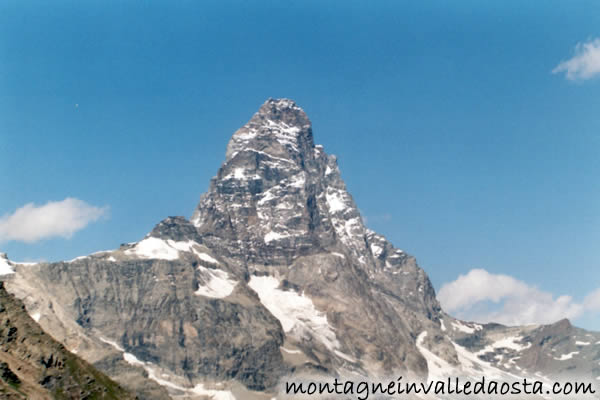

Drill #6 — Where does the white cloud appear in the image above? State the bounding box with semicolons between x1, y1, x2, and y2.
552;38;600;81
438;269;600;326
0;198;108;243
583;288;600;310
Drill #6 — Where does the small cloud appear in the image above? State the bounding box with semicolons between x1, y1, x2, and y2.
0;198;108;243
552;38;600;81
583;288;600;311
438;268;599;326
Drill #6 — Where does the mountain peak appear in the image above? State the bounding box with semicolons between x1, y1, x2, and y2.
256;98;308;123
193;98;343;253
225;98;313;161
191;100;438;315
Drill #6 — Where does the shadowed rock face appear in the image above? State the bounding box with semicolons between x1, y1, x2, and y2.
3;99;598;399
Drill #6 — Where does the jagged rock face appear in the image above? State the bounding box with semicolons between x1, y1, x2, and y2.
189;98;444;373
191;98;439;315
2;99;448;398
191;98;335;262
6;99;598;399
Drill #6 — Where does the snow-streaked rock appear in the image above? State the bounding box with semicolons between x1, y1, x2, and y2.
248;275;339;351
195;267;237;299
125;237;181;260
0;253;15;276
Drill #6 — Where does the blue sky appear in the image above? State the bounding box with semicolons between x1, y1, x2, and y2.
1;1;599;329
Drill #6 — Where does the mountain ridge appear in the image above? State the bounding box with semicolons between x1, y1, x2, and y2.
1;99;598;399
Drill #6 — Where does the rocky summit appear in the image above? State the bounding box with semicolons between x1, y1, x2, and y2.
1;99;599;399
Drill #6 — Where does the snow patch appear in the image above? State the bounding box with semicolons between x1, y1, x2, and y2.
0;257;15;276
123;352;145;367
99;336;124;352
223;167;260;181
258;190;277;206
125;237;180;260
326;190;348;213
248;275;339;351
554;351;579;361
191;384;236;400
264;231;289;243
476;336;531;355
195;267;237;299
167;240;219;263
452;321;476;334
31;312;41;322
125;238;219;264
576;341;591;346
370;244;384;258
281;347;303;355
196;252;219;264
232;168;246;179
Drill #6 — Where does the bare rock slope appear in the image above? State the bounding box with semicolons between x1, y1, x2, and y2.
0;281;136;400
